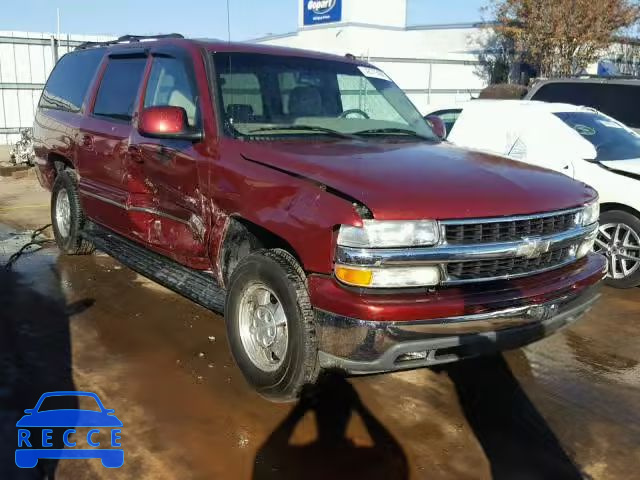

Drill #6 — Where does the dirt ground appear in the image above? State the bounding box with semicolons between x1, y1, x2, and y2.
1;176;639;480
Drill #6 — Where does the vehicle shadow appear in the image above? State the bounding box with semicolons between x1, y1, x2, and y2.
441;353;583;480
252;370;408;480
0;265;92;479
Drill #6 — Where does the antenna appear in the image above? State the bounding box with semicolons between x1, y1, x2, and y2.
226;0;231;42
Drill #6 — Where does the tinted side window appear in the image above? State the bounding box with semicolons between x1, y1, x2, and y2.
599;84;640;128
39;49;105;112
93;57;147;121
144;56;200;127
531;82;640;128
531;83;601;107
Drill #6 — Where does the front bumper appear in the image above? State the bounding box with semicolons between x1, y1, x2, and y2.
315;280;603;375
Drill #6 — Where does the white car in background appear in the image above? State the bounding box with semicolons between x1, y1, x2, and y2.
445;100;640;288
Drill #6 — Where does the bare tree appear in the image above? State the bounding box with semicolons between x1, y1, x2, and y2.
488;0;640;77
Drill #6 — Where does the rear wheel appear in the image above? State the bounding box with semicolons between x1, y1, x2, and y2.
594;210;640;288
224;249;319;401
51;170;95;255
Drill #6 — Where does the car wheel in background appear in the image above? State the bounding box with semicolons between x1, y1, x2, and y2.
51;170;95;255
224;249;320;402
594;210;640;288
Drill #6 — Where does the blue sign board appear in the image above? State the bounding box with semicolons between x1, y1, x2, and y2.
303;0;342;26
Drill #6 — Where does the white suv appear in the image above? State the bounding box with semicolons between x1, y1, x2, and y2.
446;100;640;288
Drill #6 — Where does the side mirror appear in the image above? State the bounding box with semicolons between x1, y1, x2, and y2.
138;106;202;141
24;409;34;414
425;115;447;140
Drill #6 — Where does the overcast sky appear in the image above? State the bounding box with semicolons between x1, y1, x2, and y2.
0;0;486;39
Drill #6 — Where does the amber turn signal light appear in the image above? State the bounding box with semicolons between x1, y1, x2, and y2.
334;266;373;287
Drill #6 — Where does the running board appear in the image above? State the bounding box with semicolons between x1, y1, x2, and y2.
82;222;225;313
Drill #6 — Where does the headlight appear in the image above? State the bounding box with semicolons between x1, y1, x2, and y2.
337;220;439;248
576;200;599;226
335;264;441;288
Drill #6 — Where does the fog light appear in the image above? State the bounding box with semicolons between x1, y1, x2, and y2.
335;264;441;288
577;236;596;259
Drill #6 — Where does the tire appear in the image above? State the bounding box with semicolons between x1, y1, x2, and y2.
224;249;319;401
595;210;640;288
51;170;95;255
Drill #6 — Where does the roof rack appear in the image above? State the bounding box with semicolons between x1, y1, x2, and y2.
75;33;184;51
569;73;639;80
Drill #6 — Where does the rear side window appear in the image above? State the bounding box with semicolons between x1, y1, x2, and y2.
39;49;104;112
531;82;640;128
93;57;147;121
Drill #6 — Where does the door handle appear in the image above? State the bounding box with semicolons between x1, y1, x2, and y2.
128;145;144;163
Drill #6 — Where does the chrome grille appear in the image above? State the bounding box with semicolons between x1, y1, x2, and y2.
445;211;576;245
335;206;595;288
446;245;574;282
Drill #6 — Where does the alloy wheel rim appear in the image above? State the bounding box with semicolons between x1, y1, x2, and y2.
594;222;640;279
238;283;288;372
55;188;71;238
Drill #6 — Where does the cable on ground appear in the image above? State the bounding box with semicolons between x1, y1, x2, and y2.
3;224;55;270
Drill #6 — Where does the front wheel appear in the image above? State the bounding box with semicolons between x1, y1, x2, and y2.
224;249;319;402
594;210;640;288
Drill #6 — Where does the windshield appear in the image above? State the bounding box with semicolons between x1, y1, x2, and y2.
555;111;640;161
37;395;100;412
213;52;436;141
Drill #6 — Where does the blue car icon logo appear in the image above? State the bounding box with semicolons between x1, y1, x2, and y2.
16;391;123;468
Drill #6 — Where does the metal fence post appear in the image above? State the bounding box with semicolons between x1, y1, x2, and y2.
427;62;433;105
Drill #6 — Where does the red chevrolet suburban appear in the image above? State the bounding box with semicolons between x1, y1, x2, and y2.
33;34;605;401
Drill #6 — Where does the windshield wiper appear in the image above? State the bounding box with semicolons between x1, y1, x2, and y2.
248;125;359;140
353;128;432;140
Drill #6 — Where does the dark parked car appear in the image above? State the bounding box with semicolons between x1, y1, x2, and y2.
33;34;605;401
525;77;640;132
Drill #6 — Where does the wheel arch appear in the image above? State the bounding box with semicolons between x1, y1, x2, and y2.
48;152;74;176
218;216;303;288
600;202;640;220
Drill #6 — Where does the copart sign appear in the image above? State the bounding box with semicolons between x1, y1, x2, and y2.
303;0;342;25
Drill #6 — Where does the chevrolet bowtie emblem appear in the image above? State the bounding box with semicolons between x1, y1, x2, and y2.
517;238;552;259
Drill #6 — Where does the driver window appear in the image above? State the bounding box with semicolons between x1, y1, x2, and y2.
337;74;403;122
144;56;199;127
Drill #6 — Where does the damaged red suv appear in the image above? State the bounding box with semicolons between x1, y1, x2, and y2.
33;34;605;401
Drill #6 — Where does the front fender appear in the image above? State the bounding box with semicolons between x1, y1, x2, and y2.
210;153;364;275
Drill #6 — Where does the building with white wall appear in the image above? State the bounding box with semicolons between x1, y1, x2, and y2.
253;0;490;113
0;31;114;145
0;0;489;145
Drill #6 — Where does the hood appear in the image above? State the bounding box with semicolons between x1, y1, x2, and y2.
239;140;596;220
600;159;640;177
